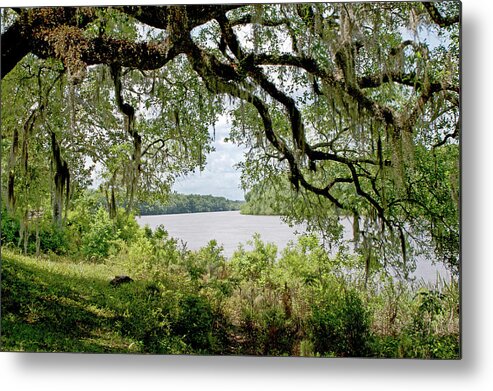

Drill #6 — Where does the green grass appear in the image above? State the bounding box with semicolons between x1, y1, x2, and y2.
1;249;147;353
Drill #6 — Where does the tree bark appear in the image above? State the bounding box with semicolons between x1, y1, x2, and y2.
51;131;70;227
7;127;19;211
110;63;141;214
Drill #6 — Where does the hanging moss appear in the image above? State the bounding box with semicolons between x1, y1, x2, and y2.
353;211;360;244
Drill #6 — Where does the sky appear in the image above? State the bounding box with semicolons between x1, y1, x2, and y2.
172;113;247;201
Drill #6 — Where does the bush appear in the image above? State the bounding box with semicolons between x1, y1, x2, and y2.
123;236;156;278
278;234;333;287
1;209;71;255
114;209;141;243
80;208;115;260
1;208;20;246
257;305;296;356
115;283;188;354
172;294;216;353
181;240;226;283
37;222;69;255
400;288;460;359
308;288;371;357
230;234;277;283
228;286;298;356
147;225;182;267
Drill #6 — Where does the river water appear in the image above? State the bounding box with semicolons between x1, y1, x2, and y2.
136;210;451;284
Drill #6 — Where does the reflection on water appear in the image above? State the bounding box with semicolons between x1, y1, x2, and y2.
136;210;452;284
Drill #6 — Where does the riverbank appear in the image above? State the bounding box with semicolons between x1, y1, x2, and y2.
1;243;459;357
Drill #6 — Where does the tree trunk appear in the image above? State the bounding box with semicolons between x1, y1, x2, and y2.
110;63;141;214
7;127;19;211
35;217;41;257
104;170;118;219
127;131;142;214
51;131;70;227
19;211;29;255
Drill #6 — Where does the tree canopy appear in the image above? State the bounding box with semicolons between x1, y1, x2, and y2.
1;2;460;275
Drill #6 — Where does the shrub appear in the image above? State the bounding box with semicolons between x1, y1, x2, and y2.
308;288;371;357
400;288;460;359
257;305;296;356
0;208;20;246
114;209;141;243
278;234;333;288
1;209;72;255
230;289;298;356
115;283;188;354
80;208;115;260
148;225;182;267
128;236;154;267
230;234;277;283
181;240;227;283
37;221;70;255
171;294;215;353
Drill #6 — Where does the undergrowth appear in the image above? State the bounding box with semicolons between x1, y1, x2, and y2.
1;232;460;358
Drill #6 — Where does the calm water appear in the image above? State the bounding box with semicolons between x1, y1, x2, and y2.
137;211;305;256
136;210;451;284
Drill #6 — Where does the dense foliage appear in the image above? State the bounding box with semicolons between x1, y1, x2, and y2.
1;226;459;358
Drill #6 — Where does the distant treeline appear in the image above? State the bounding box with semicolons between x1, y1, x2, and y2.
138;193;244;215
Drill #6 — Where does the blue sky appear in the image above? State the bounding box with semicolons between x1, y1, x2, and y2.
172;113;247;201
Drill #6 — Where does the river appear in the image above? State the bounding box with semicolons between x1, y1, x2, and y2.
136;210;452;284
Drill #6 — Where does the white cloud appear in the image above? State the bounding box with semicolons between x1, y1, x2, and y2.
172;114;247;200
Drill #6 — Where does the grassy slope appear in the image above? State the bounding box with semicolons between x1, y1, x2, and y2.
1;249;145;353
